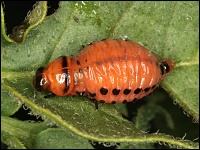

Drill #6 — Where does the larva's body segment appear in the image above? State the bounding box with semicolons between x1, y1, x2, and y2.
33;39;174;104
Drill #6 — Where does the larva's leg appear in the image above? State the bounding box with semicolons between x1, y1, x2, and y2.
95;100;98;110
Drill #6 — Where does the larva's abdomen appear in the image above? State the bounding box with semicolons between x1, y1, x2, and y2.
73;40;164;103
33;39;174;104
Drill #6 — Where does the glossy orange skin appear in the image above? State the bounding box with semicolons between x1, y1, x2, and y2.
33;39;174;103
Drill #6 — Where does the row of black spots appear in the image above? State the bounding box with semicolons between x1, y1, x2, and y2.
134;85;158;95
99;87;143;96
99;86;157;98
100;87;131;96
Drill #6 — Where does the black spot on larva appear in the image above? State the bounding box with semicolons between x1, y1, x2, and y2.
100;87;108;95
123;89;131;95
85;59;87;62
151;85;157;89
122;100;127;104
134;88;142;94
89;92;96;97
112;88;120;95
87;67;89;70
160;61;170;75
99;100;105;103
111;101;116;104
144;87;150;92
77;60;80;65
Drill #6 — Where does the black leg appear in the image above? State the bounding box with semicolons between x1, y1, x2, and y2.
90;98;99;110
95;100;98;110
44;93;56;98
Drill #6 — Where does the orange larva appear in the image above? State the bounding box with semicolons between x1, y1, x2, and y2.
33;39;174;107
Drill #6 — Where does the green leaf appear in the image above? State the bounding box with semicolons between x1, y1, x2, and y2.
1;1;47;43
1;1;199;149
1;116;50;148
162;62;199;122
135;104;174;131
33;128;93;149
1;83;22;116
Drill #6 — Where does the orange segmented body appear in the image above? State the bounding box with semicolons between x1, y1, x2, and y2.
33;39;174;104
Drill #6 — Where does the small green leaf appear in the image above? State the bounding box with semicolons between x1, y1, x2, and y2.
1;1;47;44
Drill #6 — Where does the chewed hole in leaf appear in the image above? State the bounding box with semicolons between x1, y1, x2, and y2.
3;1;36;35
46;1;60;16
2;1;47;43
10;104;43;122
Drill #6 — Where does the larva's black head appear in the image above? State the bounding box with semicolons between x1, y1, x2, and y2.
160;60;174;76
33;67;47;92
32;56;73;96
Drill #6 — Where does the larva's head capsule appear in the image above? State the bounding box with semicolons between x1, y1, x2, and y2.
33;67;49;92
33;56;73;96
159;60;175;78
